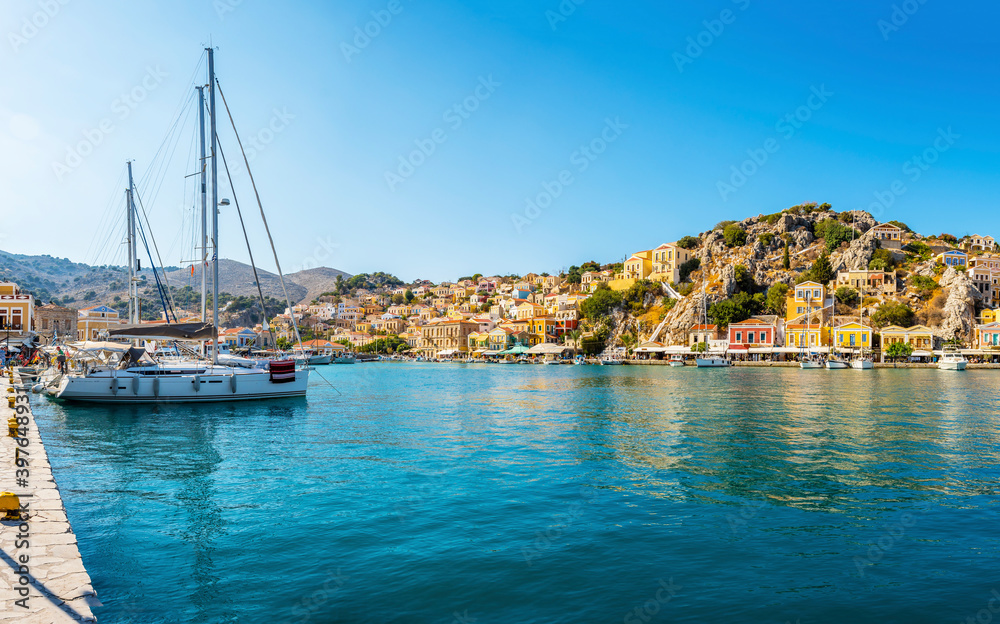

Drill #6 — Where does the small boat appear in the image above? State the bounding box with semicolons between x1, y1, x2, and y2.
573;356;586;365
850;357;874;370
825;354;849;369
696;356;729;368
544;359;562;365
938;347;968;371
799;354;824;369
16;366;42;382
668;355;685;367
332;354;356;364
600;358;624;365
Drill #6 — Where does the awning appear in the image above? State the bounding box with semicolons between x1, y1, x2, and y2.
109;322;216;341
437;349;458;356
483;350;503;356
664;345;691;354
499;345;530;355
912;350;932;357
528;343;571;355
748;347;774;354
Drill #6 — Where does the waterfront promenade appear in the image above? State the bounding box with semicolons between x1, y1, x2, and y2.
0;372;99;623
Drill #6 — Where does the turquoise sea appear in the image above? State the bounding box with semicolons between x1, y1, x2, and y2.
31;364;1000;623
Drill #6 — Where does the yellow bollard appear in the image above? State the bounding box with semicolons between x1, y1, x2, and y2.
6;387;13;393
7;417;17;437
7;396;14;409
0;492;21;521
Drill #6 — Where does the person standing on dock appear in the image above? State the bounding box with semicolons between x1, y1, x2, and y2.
56;347;67;373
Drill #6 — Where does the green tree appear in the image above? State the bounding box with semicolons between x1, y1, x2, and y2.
870;302;914;329
676;236;700;250
885;341;914;361
276;337;293;351
579;284;622;319
693;341;709;353
723;224;748;247
404;289;415;303
868;248;894;270
813;219;858;252
708;291;764;328
806;253;835;284
835;286;859;306
392;293;405;304
765;283;789;315
677;258;701;283
782;242;791;270
733;265;755;293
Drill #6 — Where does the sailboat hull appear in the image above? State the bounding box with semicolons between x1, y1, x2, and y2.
53;367;309;403
825;361;849;369
799;361;824;369
850;359;874;370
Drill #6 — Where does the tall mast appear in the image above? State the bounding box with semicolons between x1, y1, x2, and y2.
208;47;220;365
126;160;138;325
197;85;208;323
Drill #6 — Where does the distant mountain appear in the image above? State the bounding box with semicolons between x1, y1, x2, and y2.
285;267;352;304
163;260;312;304
0;249;351;308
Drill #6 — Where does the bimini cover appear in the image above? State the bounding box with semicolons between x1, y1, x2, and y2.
109;322;216;341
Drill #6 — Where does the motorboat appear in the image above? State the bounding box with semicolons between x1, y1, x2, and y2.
938;346;968;371
696;356;729;368
668;355;686;367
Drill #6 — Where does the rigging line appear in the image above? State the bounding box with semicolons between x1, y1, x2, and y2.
217;137;276;346
134;188;179;316
137;89;197;215
86;166;128;264
216;78;304;352
133;207;176;322
136;88;195;190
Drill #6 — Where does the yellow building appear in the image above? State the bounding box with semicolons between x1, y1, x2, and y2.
623;251;653;281
527;317;559;345
785;281;831;322
879;325;935;350
833;322;873;350
0;282;34;338
77;305;123;341
649;243;693;284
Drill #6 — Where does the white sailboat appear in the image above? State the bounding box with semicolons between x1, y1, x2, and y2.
54;48;308;403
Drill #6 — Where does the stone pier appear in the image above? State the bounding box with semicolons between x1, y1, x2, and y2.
0;372;99;623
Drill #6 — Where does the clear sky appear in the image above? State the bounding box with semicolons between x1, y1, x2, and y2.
2;0;998;282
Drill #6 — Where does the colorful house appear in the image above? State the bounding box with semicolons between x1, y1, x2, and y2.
870;223;904;248
785;281;833;322
77;305;122;341
0;282;34;338
833;322;873;350
785;312;831;349
688;324;721;347
977;322;1000;350
936;250;968;268
727;316;782;348
879;325;936;352
623;251;653;281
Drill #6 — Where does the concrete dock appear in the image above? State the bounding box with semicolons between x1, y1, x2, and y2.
0;372;100;623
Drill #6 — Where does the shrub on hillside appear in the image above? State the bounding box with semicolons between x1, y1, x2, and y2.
724;224;748;247
676;236;700;250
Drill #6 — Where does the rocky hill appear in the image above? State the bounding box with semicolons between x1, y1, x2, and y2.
625;204;983;346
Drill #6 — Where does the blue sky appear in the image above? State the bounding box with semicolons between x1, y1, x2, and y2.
1;0;998;282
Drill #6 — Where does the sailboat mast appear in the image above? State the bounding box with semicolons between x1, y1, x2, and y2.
126;160;138;325
207;47;220;365
197;85;208;323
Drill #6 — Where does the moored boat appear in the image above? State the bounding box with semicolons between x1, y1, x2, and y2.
938;346;968;371
668;355;685;367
